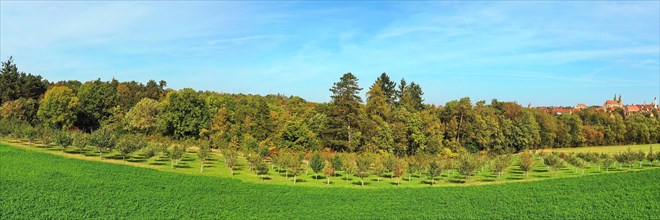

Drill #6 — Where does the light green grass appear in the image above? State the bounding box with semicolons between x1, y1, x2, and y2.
548;143;659;154
1;143;658;219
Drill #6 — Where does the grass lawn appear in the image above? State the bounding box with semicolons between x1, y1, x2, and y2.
2;143;659;219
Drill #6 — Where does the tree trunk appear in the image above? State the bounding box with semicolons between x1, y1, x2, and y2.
99;151;103;160
408;174;411;181
316;173;318;180
361;178;364;186
327;177;330;185
294;175;297;184
200;162;204;172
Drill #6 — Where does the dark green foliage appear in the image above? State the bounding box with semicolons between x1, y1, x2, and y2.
398;80;424;111
648;147;655;166
0;57;50;105
331;155;343;173
310;152;324;179
255;160;269;181
74;79;118;131
324;73;362;152
3;145;659;219
161;88;210;139
377;72;397;105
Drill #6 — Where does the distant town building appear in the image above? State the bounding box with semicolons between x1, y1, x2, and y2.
535;96;657;118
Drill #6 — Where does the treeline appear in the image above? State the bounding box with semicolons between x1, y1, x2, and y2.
1;57;659;156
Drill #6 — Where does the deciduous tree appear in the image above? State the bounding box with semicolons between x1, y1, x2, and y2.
123;98;162;134
37;86;79;129
427;159;441;186
54;131;73;152
356;153;372;186
519;151;535;178
322;160;335;184
88;128;117;160
197;141;211;172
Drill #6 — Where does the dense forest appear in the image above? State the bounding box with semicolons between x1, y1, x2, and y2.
1;57;659;156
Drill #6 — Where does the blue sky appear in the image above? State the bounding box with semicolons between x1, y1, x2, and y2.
1;1;658;106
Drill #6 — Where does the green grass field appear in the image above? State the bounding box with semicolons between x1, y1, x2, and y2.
1;144;659;219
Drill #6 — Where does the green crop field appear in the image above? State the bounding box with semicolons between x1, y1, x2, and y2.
1;144;659;219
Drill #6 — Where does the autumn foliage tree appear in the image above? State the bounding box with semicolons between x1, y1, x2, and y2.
518;151;536;178
322;160;335;184
356;153;372;186
37;86;78;129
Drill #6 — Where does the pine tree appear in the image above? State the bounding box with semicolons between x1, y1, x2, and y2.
377;72;397;105
325;73;363;152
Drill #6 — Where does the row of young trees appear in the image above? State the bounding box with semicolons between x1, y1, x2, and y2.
5;121;658;186
2;57;660;157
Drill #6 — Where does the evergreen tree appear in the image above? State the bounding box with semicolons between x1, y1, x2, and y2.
377;72;397;105
310;152;325;179
325;73;363;152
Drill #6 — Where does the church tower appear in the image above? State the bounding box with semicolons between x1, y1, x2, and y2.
618;95;622;107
